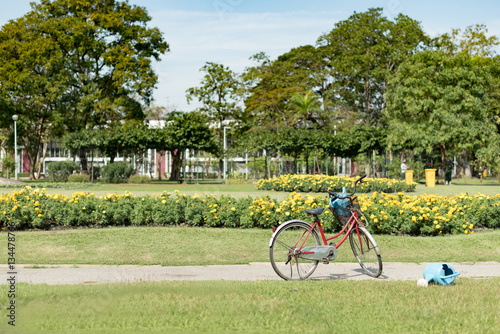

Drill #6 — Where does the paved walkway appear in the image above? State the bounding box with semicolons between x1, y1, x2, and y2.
0;177;26;185
1;262;499;285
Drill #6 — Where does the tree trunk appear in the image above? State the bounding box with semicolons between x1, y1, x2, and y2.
36;142;48;180
218;158;223;179
28;153;36;181
169;149;181;181
80;149;89;174
305;151;309;175
440;145;447;167
156;151;165;181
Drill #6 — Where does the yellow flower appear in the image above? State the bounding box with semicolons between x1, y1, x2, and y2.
285;212;290;216
38;214;42;218
174;190;179;193
210;209;217;213
436;224;441;229
469;224;473;229
162;200;166;204
102;211;106;214
373;218;379;223
231;207;236;212
250;212;254;216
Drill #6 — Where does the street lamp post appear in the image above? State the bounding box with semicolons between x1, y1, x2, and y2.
223;126;230;183
12;115;18;180
334;125;337;176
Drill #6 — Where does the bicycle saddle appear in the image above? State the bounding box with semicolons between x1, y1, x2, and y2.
304;208;324;216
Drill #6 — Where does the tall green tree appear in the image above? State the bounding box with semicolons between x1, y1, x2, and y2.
384;50;498;166
186;62;241;178
242;47;324;131
0;0;169;177
164;111;218;181
0;11;66;179
432;24;500;175
317;8;428;125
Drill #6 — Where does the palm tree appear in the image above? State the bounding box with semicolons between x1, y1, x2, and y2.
288;91;323;129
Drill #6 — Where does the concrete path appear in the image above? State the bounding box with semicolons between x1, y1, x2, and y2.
0;177;26;185
1;262;499;285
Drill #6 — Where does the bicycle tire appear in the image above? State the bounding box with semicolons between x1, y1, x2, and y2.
349;210;383;278
269;221;321;281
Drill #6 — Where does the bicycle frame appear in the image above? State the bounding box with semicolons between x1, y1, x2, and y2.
293;209;365;254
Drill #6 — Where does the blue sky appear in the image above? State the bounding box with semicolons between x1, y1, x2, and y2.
1;0;499;111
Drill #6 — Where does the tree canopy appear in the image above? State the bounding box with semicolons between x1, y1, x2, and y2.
0;0;168;178
384;51;499;165
317;8;429;125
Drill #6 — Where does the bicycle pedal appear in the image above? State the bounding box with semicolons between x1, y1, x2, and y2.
321;258;329;265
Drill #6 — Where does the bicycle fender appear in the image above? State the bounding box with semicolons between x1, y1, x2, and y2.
269;220;312;248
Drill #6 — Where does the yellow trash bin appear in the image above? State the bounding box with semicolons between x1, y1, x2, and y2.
483;170;487;178
425;169;437;187
405;170;413;185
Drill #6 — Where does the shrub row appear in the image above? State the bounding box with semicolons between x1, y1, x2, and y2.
256;174;417;193
1;187;499;235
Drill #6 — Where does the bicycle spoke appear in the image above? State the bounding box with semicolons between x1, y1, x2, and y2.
270;221;320;281
349;220;382;278
275;238;292;251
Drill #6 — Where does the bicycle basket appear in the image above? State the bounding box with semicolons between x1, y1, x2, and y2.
330;200;350;225
330;196;360;225
350;196;361;211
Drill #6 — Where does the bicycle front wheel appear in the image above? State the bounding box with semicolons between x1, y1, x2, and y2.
349;211;383;278
270;221;321;281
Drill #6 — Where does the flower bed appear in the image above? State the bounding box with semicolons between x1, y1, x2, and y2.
1;187;499;236
256;174;416;193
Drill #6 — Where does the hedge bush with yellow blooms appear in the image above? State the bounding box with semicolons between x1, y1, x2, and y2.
360;192;500;235
256;174;416;193
1;187;499;236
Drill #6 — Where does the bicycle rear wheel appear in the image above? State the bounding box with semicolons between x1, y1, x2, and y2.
269;221;321;281
349;211;383;278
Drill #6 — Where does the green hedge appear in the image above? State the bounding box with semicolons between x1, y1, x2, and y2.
1;187;499;236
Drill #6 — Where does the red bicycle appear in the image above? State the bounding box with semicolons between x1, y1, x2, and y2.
269;175;382;280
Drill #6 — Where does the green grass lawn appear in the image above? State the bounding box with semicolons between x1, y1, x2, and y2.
0;278;498;333
6;178;500;200
1;181;499;333
2;227;499;265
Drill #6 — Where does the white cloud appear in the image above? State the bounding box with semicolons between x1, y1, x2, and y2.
148;10;341;111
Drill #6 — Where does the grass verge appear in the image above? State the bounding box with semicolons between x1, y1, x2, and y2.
2;227;499;265
9;179;500;200
0;278;498;333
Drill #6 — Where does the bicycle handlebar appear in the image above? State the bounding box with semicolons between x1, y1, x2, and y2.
327;174;367;199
